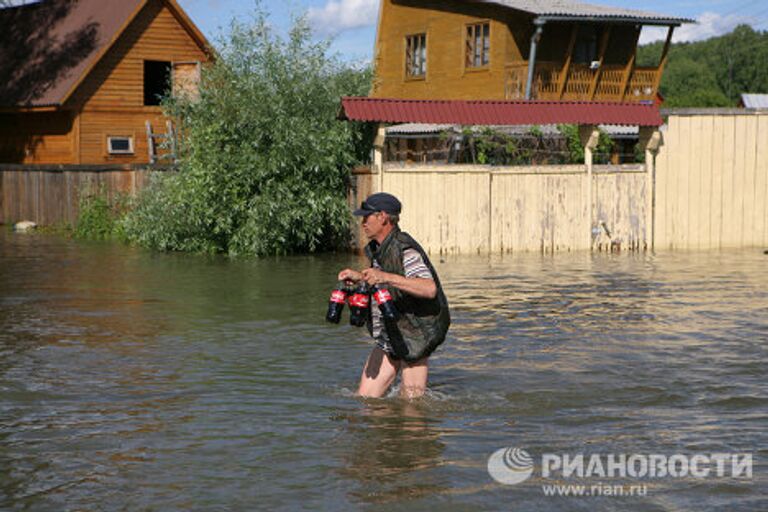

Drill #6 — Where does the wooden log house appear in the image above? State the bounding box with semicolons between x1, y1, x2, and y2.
372;0;693;103
0;0;212;165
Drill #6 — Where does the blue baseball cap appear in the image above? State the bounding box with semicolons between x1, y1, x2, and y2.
353;193;402;216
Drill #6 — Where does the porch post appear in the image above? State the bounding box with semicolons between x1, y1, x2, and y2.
620;25;642;102
557;25;579;100
588;26;612;100
653;26;675;95
579;125;600;250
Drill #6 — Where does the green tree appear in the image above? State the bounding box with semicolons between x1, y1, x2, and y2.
638;25;768;107
123;8;371;255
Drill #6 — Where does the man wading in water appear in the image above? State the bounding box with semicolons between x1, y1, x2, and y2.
338;193;450;399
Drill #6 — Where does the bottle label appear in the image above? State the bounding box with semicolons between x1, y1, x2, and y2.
349;293;370;308
330;290;347;303
374;289;393;304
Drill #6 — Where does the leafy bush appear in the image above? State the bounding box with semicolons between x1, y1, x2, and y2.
74;189;128;241
558;124;615;164
123;8;371;255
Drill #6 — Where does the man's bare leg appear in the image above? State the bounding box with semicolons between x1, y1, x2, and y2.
357;347;399;398
400;356;429;399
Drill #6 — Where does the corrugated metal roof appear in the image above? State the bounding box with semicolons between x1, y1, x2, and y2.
341;97;663;127
740;94;768;109
475;0;694;24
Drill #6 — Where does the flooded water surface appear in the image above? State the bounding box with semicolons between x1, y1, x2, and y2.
1;231;766;511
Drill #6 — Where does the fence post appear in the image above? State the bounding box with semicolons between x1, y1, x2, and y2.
640;127;663;251
579;125;600;250
372;123;387;192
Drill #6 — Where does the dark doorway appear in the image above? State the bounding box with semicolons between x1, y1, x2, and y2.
144;60;171;106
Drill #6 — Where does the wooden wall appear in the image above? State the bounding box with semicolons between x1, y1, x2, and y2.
0;111;76;164
0;166;162;227
72;0;208;165
372;0;530;99
655;112;768;249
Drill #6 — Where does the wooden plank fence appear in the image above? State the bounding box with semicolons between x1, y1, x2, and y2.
351;163;647;254
0;165;166;227
655;111;768;250
351;112;767;254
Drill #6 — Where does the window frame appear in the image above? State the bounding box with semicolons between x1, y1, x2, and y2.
106;135;135;155
404;32;427;80
465;21;491;70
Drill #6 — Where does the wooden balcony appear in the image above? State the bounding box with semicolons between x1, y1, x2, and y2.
505;61;661;103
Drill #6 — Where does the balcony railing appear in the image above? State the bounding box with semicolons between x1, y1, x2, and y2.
505;61;660;103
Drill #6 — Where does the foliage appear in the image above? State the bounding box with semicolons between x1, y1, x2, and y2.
557;125;615;164
74;188;128;241
638;25;768;107
455;125;619;165
123;7;372;255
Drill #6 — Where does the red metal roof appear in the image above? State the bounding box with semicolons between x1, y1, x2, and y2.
339;97;663;127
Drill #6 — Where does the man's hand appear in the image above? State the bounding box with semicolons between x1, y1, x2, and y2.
337;268;364;285
361;268;389;286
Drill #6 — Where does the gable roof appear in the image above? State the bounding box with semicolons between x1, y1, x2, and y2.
339;97;663;127
472;0;694;25
0;0;211;108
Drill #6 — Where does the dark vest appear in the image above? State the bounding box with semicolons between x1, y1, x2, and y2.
365;228;450;362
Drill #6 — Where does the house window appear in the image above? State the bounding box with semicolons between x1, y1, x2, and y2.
466;22;490;68
107;136;134;155
144;60;171;106
405;33;427;78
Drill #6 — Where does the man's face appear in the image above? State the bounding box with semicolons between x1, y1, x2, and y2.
361;211;387;240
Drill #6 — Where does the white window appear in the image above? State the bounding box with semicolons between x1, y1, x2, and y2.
107;136;134;155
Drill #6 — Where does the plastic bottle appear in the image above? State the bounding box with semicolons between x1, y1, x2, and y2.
325;281;348;324
348;283;370;327
371;284;399;320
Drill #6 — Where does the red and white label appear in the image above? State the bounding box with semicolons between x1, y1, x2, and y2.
374;289;393;304
349;294;370;308
330;290;347;303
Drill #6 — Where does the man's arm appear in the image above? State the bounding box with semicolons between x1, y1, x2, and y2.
361;268;437;299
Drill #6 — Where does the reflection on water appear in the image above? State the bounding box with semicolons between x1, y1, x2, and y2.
1;231;766;510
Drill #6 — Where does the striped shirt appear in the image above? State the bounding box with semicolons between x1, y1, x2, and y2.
372;248;433;354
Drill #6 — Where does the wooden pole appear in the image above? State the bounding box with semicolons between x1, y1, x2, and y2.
557;25;579;100
579;125;600;250
588;26;612;101
619;25;641;102
373;123;386;192
640;127;663;251
653;26;675;95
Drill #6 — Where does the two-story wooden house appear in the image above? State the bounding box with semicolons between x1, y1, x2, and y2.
0;0;212;165
372;0;693;103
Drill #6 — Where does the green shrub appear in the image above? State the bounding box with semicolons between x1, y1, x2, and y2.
74;189;128;241
123;7;371;256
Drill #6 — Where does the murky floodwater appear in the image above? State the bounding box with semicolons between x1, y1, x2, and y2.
1;230;766;511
